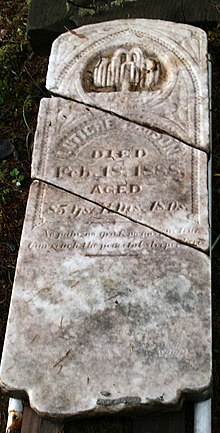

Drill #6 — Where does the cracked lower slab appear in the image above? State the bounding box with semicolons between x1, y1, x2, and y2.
46;19;210;151
0;180;211;418
32;97;209;251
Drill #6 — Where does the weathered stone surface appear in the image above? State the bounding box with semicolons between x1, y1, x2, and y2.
32;97;209;250
27;0;220;56
46;20;210;151
0;181;211;417
1;17;212;420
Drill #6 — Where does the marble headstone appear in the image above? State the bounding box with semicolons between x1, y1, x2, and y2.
0;20;211;418
32;97;209;250
46;20;210;150
0;181;211;417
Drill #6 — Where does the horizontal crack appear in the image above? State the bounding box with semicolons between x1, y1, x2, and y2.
49;91;208;153
33;177;209;255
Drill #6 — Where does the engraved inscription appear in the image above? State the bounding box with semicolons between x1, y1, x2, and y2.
88;47;162;92
56;143;186;201
90;184;142;194
56;115;185;158
47;200;189;217
27;226;180;255
57;118;115;157
1;20;211;418
57;163;185;181
150;201;188;211
32;100;208;247
46;202;132;219
92;148;147;159
47;202;143;218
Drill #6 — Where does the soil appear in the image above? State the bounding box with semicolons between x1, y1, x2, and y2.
0;1;48;431
0;1;220;432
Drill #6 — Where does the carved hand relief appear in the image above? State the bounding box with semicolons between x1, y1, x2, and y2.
46;20;209;150
0;181;211;417
89;47;161;92
32;98;209;250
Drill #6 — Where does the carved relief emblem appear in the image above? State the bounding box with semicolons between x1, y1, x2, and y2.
91;48;161;92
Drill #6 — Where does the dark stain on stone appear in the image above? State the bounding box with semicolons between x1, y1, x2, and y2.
96;396;141;406
166;290;181;304
182;302;192;313
100;391;111;397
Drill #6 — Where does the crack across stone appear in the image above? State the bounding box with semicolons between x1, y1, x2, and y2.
37;92;210;253
34;178;208;255
49;90;210;154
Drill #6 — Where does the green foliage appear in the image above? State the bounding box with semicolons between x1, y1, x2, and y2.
0;188;10;205
208;23;220;49
111;0;124;6
0;162;24;189
79;7;96;16
0;2;48;166
9;168;24;186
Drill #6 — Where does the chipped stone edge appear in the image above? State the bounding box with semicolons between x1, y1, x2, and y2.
0;375;212;420
0;20;212;419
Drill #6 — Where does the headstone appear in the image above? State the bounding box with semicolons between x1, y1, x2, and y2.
46;20;209;150
27;0;220;55
32;97;209;250
0;181;211;417
0;20;211;419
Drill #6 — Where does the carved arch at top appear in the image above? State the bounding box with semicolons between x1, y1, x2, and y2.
47;24;209;151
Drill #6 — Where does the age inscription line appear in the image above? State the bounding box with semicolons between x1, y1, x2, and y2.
33;178;207;255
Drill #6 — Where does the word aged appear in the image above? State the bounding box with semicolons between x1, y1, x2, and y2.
91;184;141;194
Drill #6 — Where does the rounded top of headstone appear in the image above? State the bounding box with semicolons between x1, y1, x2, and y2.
46;19;209;151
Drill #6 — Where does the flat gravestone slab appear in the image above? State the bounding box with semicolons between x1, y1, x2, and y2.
46;20;209;151
0;181;211;418
32;97;209;251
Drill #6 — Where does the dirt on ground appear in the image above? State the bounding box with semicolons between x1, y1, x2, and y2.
0;1;48;431
0;1;220;432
